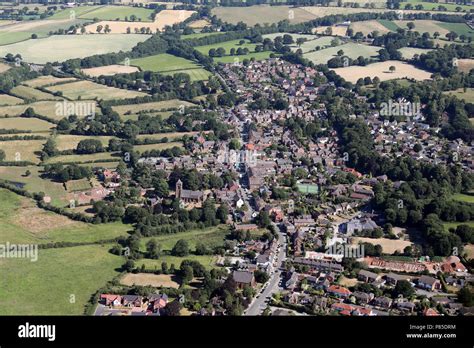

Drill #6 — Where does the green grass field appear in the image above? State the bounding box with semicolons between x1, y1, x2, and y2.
48;5;102;19
452;193;474;203
0;244;123;314
0;34;150;64
0;31;34;46
443;221;474;232
401;0;473;11
438;22;474;39
443;88;474;103
194;38;275;63
378;19;400;32
10;85;60;101
133;142;183;153
131;53;211;81
297;183;319;194
139;255;217;270
140;226;229;252
0;139;44;163
45;80;147;100
304;42;381;65
111;99;195;117
44;151;118;164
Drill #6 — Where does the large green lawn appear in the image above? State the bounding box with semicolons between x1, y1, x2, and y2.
130;53;212;81
0;244;123;314
304;42;381;65
194;38;273;63
140;226;229;252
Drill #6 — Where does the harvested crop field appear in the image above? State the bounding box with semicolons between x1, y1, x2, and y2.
45;80;147;100
456;59;474;73
212;5;317;26
332;61;432;83
83;9;195;33
188;19;210;29
312;25;348;36
23;75;78;88
0;100;98;120
81;64;140;77
0;93;23;105
120;273;180;288
350;20;393;36
352;237;413;254
0;34;150;64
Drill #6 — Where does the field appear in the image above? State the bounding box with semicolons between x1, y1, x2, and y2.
402;0;473;12
0;100;98;120
54;135;116;152
23;75;78;88
352;237;413;254
10;85;60;101
0;244;123;315
0;34;150;64
394;20;449;37
133;142;183;153
83;9;195;34
44;151;118;164
398;47;432;60
304;42;381;65
0;31;33;45
312;25;348;37
75;5;154;21
0;117;55;132
211;5;317;26
439;22;474;39
45;80;147;100
452;193;474;203
0;188;131;243
0;139;45;163
140;226;229;252
130;53;211;81
136;131;199;141
111;99;195;116
332;60;432;83
120;273;180;289
81;64;140;77
0;18;87;37
195;38;273;63
64;178;92;192
349;20;393;36
443;221;474;232
290;36;336;54
48;5;102;19
0;61;10;72
456;59;474;73
139;255;217;270
443;88;474;103
0;93;23;105
188;19;211;29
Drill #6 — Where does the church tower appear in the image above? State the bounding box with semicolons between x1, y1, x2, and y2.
175;179;183;199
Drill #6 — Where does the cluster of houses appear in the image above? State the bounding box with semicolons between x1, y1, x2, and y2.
98;293;168;316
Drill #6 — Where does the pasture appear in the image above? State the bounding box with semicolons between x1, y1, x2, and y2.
0;100;98;120
0;139;45;163
398;47;432;60
44;151;118;164
111;99;195;116
0;117;55;132
54;135;116;152
304;42;381;65
139;255;217;270
45;80;147;100
350;20;393;35
443;88;474;103
10;85;60;101
76;5;154;21
130;53;211;80
332;60;432;83
23;75;78;88
133;142;183;153
0;34;150;64
0;244;123;315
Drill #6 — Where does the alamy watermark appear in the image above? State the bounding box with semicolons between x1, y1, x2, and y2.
55;100;96;119
380;99;421;119
325;243;365;258
0;242;38;262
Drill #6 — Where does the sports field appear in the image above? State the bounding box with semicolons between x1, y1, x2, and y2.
0;34;150;64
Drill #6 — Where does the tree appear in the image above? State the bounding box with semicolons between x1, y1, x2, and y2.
181;264;194;284
393;280;415;298
457;286;473;306
0;149;5;162
76;139;104;154
96;24;103;34
161;261;168;274
164;300;182;316
146;239;161;259
42;138;57;158
406;22;415;31
31;33;38;39
171;239;189;257
389;65;396;73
